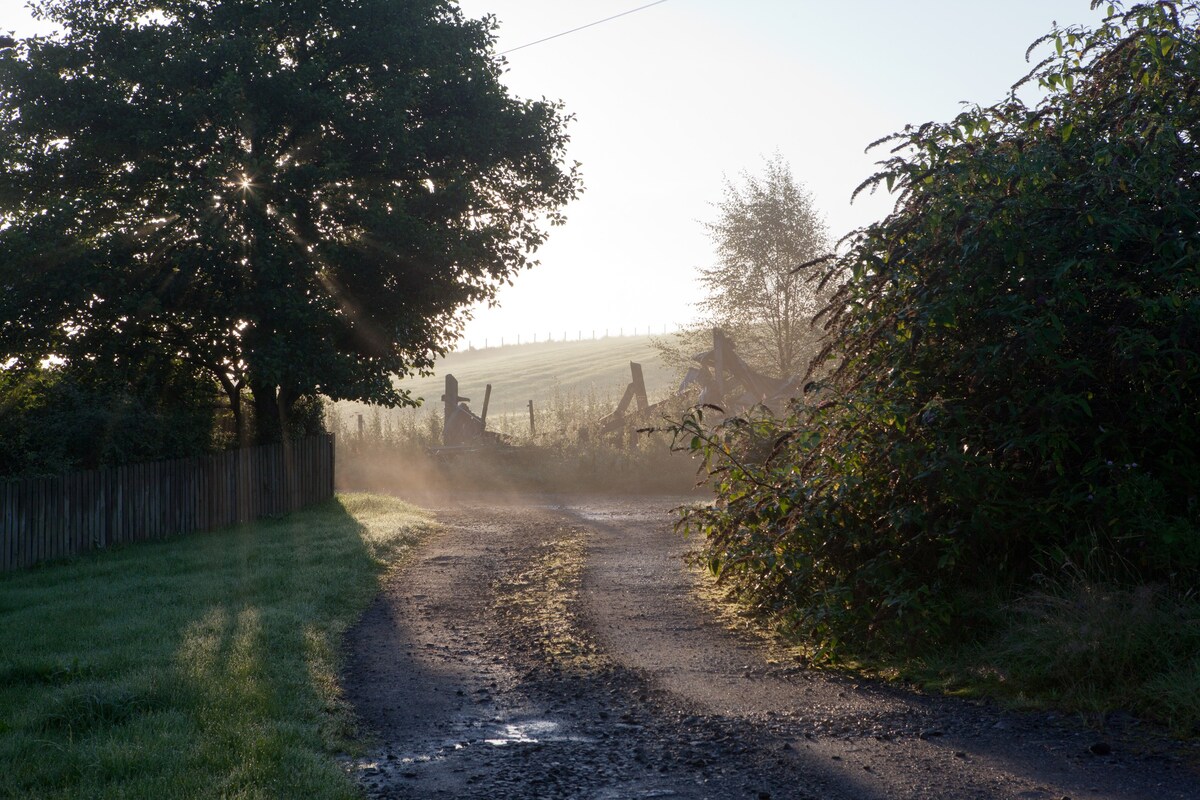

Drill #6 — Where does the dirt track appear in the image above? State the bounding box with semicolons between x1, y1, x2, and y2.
341;495;1200;799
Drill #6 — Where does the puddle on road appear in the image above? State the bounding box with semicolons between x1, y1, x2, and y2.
483;718;562;746
352;716;594;778
480;717;595;747
351;713;689;800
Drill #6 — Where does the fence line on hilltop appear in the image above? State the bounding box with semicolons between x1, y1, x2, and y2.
454;323;688;352
0;434;335;572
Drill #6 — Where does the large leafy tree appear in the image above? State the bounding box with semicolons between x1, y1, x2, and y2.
0;0;579;442
679;0;1200;651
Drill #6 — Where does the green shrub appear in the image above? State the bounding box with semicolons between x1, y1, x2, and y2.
0;360;222;478
674;2;1200;656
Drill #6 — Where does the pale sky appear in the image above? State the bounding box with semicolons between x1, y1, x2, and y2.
1;0;1109;349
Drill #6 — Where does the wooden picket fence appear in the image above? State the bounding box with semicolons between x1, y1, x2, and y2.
0;434;335;572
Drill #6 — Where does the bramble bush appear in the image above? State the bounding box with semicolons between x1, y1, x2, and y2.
674;1;1200;657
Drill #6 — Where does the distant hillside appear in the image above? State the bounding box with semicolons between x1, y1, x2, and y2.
336;334;686;420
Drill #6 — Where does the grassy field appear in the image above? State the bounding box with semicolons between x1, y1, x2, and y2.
340;334;684;421
327;334;705;496
0;494;434;800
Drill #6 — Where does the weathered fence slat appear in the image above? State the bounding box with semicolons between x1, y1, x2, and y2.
0;434;335;572
2;482;12;571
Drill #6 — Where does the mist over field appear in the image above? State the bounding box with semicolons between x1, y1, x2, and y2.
336;334;682;422
327;333;702;499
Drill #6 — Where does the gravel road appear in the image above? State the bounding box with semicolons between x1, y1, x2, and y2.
341;495;1200;799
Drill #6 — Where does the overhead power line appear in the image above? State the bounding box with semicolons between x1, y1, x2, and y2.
497;0;669;56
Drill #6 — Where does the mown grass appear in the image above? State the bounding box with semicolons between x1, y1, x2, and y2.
0;493;435;800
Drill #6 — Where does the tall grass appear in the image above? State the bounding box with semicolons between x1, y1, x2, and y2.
0;494;434;800
329;386;702;496
960;578;1200;733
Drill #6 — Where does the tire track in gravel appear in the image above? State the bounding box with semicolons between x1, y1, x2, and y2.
569;498;1200;799
341;495;1200;800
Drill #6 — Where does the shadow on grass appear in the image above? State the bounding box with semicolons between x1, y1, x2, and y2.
0;494;430;800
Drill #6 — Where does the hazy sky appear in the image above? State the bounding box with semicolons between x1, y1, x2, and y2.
449;0;1109;349
1;0;1109;349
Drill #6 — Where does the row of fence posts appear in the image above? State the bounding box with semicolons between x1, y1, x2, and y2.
461;324;680;352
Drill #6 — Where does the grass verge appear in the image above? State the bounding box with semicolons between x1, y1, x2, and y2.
0;493;434;800
698;565;1200;735
923;580;1200;734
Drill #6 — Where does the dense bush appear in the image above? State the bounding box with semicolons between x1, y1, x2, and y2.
0;360;333;478
0;360;223;478
677;2;1200;655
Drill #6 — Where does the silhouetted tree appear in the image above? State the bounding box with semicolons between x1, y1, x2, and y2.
0;0;579;443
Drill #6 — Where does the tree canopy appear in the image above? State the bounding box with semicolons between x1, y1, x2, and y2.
678;0;1200;653
0;0;579;442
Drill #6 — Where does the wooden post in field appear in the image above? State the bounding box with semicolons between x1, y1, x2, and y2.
441;374;470;446
442;374;458;443
481;384;492;428
613;384;636;418
528;400;535;437
630;361;649;413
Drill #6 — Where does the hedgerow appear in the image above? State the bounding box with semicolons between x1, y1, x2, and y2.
676;1;1200;656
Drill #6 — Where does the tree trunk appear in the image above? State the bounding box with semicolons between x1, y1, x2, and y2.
215;371;247;447
249;380;303;444
277;385;299;441
251;380;282;445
